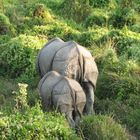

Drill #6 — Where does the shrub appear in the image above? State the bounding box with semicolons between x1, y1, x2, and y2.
33;4;46;18
95;46;118;72
99;29;140;56
84;10;108;27
31;3;53;22
0;13;15;35
96;72;140;100
95;96;140;138
0;77;17;98
0;35;46;83
0;0;4;13
89;0;110;8
0;84;80;140
77;27;108;47
13;83;29;111
31;21;80;41
0;35;11;45
130;23;140;33
60;0;92;22
79;115;130;140
0;104;80;140
109;7;137;28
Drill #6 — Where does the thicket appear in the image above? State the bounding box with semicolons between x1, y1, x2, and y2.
0;0;140;139
60;0;92;22
0;13;15;35
0;35;46;85
79;115;130;140
0;84;79;140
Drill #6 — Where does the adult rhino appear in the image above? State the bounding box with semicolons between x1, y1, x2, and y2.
36;37;98;115
38;71;86;128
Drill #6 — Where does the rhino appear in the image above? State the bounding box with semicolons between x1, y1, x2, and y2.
36;37;98;115
38;71;86;128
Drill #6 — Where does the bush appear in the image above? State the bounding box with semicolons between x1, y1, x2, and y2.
109;7;137;28
0;77;17;98
0;35;46;83
96;72;140;100
0;13;15;35
0;35;11;45
95;96;140;138
76;27;108;47
89;0;110;8
130;23;140;33
95;46;118;72
0;84;80;140
0;104;79;140
60;0;92;22
99;29;140;56
84;10;108;27
31;21;80;41
79;115;130;140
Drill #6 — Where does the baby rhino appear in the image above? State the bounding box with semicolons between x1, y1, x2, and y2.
38;71;86;128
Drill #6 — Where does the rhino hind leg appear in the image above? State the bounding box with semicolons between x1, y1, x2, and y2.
82;82;95;115
59;104;75;128
41;98;51;112
66;111;76;128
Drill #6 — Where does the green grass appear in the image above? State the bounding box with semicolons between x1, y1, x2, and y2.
0;0;140;139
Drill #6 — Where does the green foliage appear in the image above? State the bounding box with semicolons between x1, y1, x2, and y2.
13;83;29;111
0;13;15;35
0;84;79;140
61;0;92;22
0;35;46;83
100;29;140;57
0;104;79;140
0;0;4;13
96;72;140;100
109;7;137;28
30;21;80;41
77;27;108;47
32;4;53;20
79;115;130;140
84;9;108;27
0;0;140;139
130;23;140;33
0;35;11;45
89;0;110;8
95;97;140;138
0;77;17;98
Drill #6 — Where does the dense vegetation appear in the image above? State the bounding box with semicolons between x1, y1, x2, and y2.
0;0;140;139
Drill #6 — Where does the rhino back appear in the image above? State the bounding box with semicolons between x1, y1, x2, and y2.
38;71;62;101
37;38;64;76
52;41;81;80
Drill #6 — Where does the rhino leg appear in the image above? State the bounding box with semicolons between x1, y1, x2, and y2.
41;97;51;112
59;105;75;128
66;111;76;128
73;110;81;127
82;82;94;115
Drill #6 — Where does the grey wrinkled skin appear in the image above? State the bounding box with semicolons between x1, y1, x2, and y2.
36;37;99;115
38;71;86;128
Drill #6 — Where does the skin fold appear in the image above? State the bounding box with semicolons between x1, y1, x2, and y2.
38;71;86;128
37;37;98;115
